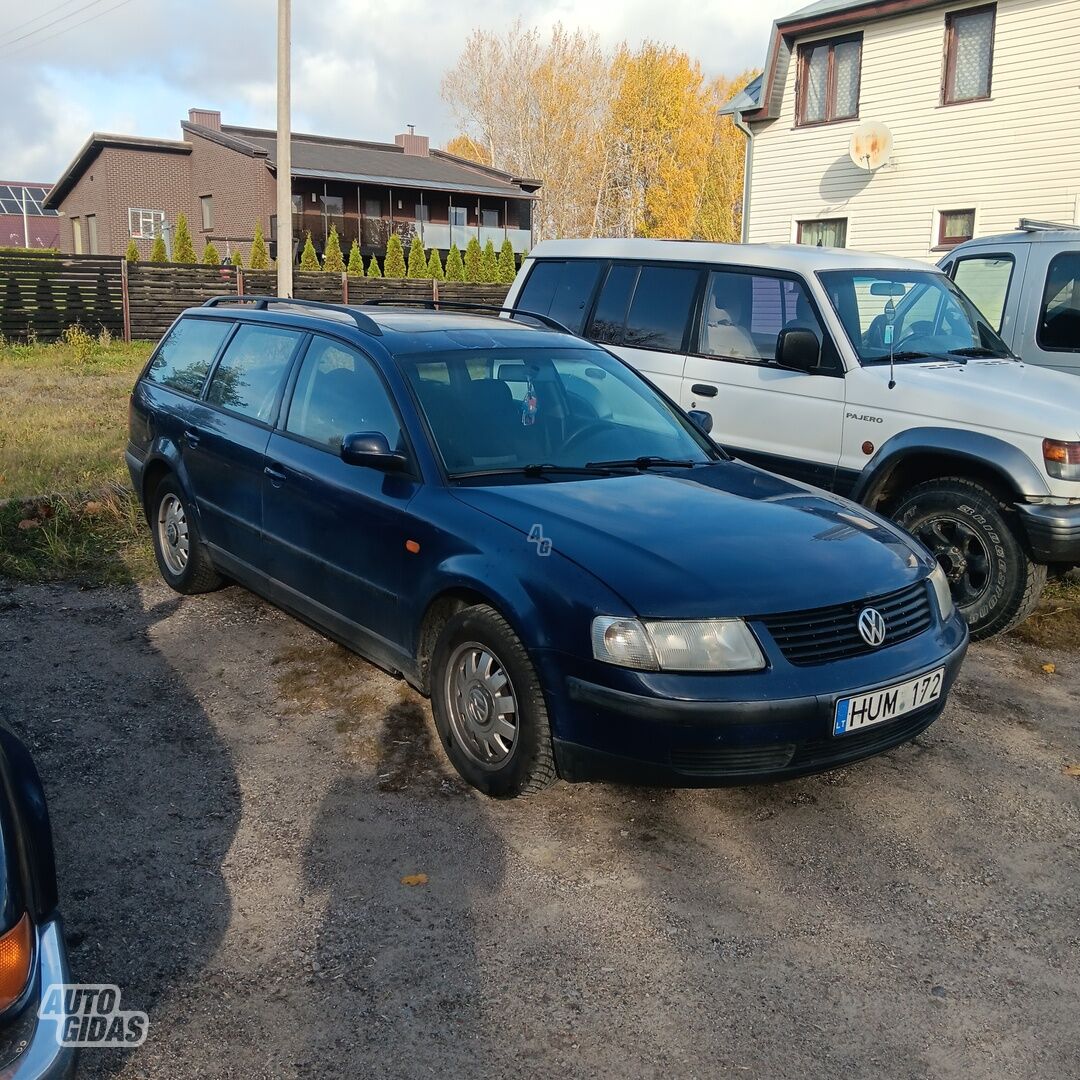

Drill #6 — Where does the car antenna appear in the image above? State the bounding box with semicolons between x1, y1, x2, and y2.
885;298;897;389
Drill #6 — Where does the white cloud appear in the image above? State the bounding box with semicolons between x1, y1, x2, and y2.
0;0;790;181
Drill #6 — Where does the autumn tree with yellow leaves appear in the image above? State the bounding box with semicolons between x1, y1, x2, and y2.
442;23;755;244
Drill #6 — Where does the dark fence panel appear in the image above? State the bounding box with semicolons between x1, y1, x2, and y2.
0;252;123;342
127;263;239;340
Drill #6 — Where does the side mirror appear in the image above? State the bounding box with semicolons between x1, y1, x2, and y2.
775;328;820;373
688;409;713;435
341;432;409;472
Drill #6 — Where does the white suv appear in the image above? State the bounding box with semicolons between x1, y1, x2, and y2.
505;239;1080;639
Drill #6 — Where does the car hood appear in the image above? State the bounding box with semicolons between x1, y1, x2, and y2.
853;357;1080;439
453;462;929;619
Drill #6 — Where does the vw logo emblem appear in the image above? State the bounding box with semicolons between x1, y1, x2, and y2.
858;607;887;647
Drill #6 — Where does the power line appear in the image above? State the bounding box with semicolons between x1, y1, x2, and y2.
0;0;116;52
0;0;135;57
0;0;88;45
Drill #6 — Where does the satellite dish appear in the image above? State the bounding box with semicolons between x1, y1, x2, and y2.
849;122;893;172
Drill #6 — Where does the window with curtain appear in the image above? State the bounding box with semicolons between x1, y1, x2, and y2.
937;209;975;247
797;35;862;125
797;219;848;248
944;5;995;103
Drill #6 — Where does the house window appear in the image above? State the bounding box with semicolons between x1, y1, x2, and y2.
797;34;861;125
450;206;467;227
72;217;83;254
415;202;430;222
797;218;848;247
200;195;214;231
943;5;995;104
481;208;500;229
128;208;165;239
937;209;975;247
86;214;98;255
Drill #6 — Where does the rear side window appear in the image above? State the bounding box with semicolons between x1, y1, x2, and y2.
621;265;701;352
589;263;638;344
1037;252;1080;353
286;336;402;451
205;324;302;423
144;318;231;396
951;255;1013;331
515;259;603;333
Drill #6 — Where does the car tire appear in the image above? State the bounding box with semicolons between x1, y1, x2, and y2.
148;475;222;595
430;604;557;797
893;476;1046;640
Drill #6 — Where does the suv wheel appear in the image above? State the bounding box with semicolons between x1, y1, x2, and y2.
430;604;557;797
149;475;222;595
893;476;1045;640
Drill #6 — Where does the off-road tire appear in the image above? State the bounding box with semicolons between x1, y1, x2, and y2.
149;474;223;595
431;604;557;797
893;476;1045;640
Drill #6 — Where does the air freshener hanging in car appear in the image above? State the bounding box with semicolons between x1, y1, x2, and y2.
521;378;538;426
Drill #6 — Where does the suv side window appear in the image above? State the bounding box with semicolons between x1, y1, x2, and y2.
285;336;403;451
1037;252;1080;353
515;259;603;334
205;323;302;423
144;317;231;396
698;270;828;365
950;255;1013;332
619;264;701;352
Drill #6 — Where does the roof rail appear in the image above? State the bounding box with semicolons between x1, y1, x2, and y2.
201;295;383;336
1018;218;1080;233
358;299;573;335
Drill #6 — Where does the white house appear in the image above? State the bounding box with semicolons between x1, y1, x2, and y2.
724;0;1080;260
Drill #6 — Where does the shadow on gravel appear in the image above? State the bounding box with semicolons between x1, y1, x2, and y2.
0;578;241;1079
298;692;503;1079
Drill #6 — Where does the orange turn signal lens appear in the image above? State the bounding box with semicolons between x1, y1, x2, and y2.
1043;438;1080;480
0;913;32;1012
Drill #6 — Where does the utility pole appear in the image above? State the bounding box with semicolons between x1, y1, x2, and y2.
276;0;293;297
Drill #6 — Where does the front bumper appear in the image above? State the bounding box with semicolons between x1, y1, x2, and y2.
1017;502;1080;564
542;620;969;786
0;919;77;1080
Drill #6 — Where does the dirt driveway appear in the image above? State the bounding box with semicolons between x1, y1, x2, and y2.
1;577;1077;1080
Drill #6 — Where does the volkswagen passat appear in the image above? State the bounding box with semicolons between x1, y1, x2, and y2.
127;297;968;797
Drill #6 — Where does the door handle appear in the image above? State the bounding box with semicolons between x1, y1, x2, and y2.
691;384;718;398
183;429;201;448
263;464;288;484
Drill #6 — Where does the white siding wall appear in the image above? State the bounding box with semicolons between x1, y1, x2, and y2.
746;0;1080;260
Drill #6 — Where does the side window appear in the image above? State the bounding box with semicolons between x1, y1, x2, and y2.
622;265;700;352
1037;253;1080;353
145;318;232;396
588;263;638;345
951;255;1014;331
699;271;824;362
205;324;302;422
286;336;403;450
895;284;942;338
515;259;603;334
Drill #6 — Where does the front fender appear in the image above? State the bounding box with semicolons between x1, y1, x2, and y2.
852;426;1049;505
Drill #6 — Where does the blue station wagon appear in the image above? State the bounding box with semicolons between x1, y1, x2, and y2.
127;297;968;797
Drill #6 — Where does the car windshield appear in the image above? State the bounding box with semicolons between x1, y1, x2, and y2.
818;269;1013;363
396;346;716;478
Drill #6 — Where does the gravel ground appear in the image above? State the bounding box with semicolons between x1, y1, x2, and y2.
1;577;1077;1080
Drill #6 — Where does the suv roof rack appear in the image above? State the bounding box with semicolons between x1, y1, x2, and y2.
358;299;573;335
1018;218;1080;233
201;295;382;336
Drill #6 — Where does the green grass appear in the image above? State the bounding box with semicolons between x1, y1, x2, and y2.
0;337;154;585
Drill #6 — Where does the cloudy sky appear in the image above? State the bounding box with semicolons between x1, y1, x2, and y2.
0;0;791;184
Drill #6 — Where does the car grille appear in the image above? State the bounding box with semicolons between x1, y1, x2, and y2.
758;581;933;666
669;744;796;775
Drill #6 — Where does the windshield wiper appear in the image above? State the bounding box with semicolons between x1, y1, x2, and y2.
585;456;698;471
948;346;1011;359
865;350;932;363
521;463;617;477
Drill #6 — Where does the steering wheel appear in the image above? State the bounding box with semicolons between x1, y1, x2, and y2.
891;331;940;354
561;420;612;456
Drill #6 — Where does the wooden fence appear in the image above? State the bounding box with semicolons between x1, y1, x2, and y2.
0;252;123;342
0;251;513;343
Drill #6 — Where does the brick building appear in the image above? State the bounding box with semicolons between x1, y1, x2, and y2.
43;109;541;264
0;183;61;249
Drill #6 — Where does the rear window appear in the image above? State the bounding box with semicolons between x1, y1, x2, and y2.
621;265;701;352
515;259;603;333
144;318;231;396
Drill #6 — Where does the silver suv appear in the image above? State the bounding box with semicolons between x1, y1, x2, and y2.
940;221;1080;378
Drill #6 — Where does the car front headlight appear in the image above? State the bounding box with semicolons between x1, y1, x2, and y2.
591;616;765;672
929;564;955;621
